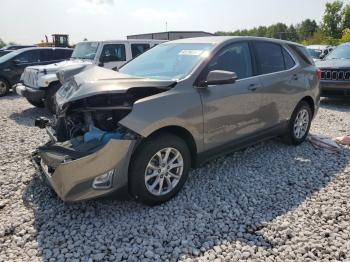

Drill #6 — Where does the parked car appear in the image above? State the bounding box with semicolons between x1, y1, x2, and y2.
32;36;320;205
0;47;72;96
16;40;165;112
316;42;350;96
307;45;334;61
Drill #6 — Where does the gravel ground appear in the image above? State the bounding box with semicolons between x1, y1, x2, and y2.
0;93;350;262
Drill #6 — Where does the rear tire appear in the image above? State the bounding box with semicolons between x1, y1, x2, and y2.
282;101;312;145
0;78;10;97
26;98;45;108
44;82;61;114
129;133;191;206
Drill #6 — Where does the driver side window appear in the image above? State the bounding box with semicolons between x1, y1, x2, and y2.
207;42;253;80
101;44;126;62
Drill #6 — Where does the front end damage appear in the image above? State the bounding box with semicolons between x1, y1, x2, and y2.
32;66;176;201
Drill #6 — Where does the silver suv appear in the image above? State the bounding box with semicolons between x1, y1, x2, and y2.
33;37;320;205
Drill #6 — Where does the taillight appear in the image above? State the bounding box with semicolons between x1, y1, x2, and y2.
316;68;321;80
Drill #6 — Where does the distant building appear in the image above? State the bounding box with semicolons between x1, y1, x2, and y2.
127;31;214;41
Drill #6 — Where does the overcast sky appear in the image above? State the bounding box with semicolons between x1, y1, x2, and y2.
0;0;334;44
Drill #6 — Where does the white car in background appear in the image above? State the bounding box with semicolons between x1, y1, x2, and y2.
306;45;334;61
17;39;165;112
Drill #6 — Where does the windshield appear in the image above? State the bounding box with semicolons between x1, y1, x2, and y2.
119;43;213;80
325;44;350;60
0;50;20;63
307;48;322;59
71;42;99;60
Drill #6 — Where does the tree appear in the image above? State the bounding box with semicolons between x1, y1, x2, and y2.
322;0;343;39
287;25;299;42
297;19;319;40
342;4;350;30
0;38;5;48
340;28;350;43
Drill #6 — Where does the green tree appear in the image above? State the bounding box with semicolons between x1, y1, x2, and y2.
0;38;5;48
297;19;319;40
287;25;299;42
342;4;350;30
340;28;350;43
322;0;343;39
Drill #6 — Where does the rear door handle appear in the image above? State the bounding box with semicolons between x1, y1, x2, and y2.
247;83;261;91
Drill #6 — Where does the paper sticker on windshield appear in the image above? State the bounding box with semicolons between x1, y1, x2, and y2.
179;50;203;56
90;42;99;48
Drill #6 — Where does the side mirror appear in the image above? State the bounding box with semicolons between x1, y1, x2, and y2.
198;70;237;87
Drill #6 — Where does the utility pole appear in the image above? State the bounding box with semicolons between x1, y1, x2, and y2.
165;22;168;32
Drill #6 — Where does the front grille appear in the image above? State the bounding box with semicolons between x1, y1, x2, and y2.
320;69;350;81
22;68;38;87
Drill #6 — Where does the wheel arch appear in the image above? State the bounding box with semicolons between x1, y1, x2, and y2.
135;125;198;168
299;96;315;117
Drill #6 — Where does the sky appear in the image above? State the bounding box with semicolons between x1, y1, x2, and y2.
0;0;338;45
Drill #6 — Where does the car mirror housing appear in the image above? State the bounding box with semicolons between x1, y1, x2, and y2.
198;70;237;87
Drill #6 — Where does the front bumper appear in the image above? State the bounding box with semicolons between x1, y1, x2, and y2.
320;80;350;96
32;137;136;202
16;83;46;101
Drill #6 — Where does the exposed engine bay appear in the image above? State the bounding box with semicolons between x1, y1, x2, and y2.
36;86;173;145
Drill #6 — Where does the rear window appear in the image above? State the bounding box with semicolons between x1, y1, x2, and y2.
282;48;296;69
288;45;314;65
254;42;285;74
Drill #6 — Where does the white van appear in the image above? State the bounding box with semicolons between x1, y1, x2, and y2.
17;39;165;112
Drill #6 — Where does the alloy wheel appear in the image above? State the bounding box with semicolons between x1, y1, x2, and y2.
293;109;310;139
144;147;184;196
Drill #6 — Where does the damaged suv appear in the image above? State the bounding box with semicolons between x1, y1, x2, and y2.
33;37;320;205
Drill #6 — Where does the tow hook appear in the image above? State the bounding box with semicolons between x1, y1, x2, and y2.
35;117;50;129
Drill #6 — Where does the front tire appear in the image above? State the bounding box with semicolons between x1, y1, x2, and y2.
282;101;312;145
0;78;10;97
129;133;191;206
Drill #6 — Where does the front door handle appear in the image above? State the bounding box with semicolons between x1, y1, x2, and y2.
247;83;261;91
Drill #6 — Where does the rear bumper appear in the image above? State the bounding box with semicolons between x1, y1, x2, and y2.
320;80;350;96
32;138;136;202
16;83;46;101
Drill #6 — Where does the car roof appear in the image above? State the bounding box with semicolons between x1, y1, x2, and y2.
169;36;304;46
13;47;73;53
78;39;166;44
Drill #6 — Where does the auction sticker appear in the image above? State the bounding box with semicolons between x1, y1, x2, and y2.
179;50;203;56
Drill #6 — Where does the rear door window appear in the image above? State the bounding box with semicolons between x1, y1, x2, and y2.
254;42;285;74
14;50;40;63
131;43;150;58
40;50;55;61
206;42;253;79
101;44;126;62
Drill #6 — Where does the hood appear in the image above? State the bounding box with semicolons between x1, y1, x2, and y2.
26;59;93;74
316;59;350;69
56;66;176;108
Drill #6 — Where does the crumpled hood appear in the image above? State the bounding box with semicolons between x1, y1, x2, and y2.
56;66;176;108
316;59;350;69
26;59;93;74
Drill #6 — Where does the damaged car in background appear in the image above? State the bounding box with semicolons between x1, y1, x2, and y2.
32;37;320;205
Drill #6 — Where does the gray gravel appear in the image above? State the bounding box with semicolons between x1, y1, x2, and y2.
1;94;350;262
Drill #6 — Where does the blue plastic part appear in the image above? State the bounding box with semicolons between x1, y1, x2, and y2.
84;127;123;144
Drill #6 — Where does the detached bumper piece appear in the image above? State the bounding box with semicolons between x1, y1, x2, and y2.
32;136;136;201
16;83;46;101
